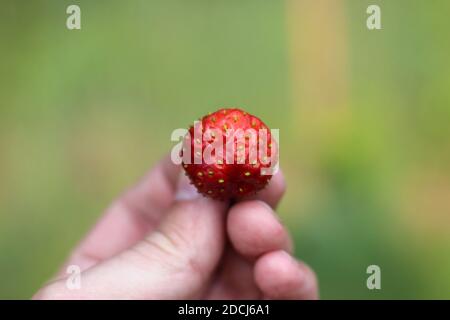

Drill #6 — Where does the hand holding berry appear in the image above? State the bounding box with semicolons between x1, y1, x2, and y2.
34;109;317;299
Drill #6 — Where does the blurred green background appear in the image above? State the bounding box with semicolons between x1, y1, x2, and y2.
1;0;449;299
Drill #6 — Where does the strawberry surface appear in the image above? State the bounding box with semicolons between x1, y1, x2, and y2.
181;108;277;200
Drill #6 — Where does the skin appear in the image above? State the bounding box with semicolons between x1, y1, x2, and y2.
33;155;319;300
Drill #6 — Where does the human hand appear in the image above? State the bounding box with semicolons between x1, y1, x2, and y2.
34;155;318;299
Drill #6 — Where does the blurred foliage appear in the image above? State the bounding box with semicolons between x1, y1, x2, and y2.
0;0;449;299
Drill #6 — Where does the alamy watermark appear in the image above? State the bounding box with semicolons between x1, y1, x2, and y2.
170;122;279;176
66;5;81;30
366;265;381;290
367;5;381;30
65;265;81;290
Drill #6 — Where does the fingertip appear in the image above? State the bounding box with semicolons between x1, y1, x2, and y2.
254;250;319;300
227;200;291;259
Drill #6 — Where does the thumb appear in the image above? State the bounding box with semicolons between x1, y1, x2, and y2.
35;175;228;299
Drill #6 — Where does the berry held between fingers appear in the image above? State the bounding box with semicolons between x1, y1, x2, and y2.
181;108;278;200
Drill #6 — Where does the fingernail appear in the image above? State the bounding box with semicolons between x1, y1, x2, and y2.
257;200;274;212
254;200;281;222
174;174;200;201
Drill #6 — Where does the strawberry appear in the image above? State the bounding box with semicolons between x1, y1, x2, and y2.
181;108;278;200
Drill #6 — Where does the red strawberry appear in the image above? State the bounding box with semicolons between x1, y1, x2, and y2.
181;108;278;200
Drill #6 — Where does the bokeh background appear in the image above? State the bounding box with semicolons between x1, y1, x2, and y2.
1;0;449;299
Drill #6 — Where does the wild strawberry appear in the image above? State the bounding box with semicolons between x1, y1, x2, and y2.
181;108;278;200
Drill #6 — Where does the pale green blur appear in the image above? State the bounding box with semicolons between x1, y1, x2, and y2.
0;0;449;299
